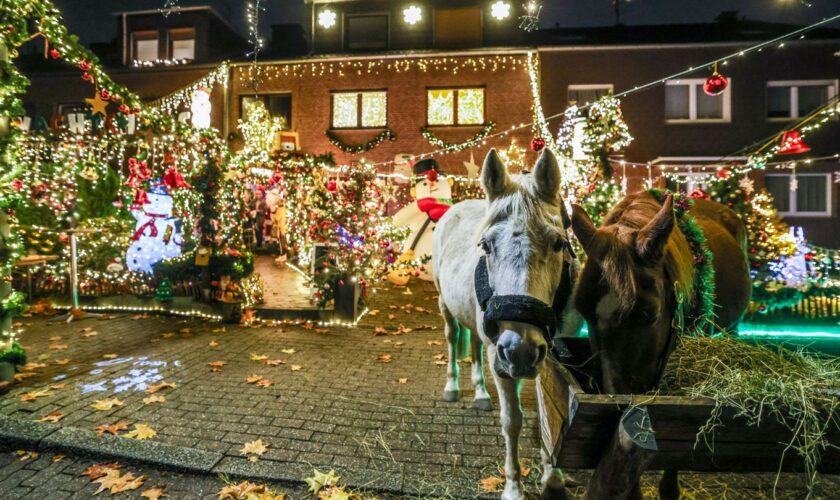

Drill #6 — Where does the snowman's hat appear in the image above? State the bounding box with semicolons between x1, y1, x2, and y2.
413;158;440;176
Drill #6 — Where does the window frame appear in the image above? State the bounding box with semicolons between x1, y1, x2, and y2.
168;28;196;61
329;89;388;130
425;86;486;127
567;84;614;106
131;30;160;62
766;80;838;121
343;13;390;51
765;172;832;217
240;93;293;129
665;78;732;124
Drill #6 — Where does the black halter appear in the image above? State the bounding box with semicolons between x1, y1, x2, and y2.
474;250;574;344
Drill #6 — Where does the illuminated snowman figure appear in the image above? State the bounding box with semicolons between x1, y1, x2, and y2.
190;87;212;129
388;158;453;284
126;183;182;274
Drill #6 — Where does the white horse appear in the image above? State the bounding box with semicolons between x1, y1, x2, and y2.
433;149;571;499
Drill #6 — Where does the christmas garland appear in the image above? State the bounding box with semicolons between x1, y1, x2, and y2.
0;291;26;319
421;122;495;152
325;128;396;154
0;341;26;366
649;190;716;334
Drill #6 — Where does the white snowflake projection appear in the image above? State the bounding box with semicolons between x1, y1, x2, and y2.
738;176;755;195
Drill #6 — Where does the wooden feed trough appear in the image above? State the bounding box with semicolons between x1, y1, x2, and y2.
536;337;840;480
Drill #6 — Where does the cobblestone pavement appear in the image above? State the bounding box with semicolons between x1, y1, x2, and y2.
1;281;839;498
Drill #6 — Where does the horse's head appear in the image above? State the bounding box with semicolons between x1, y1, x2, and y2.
477;148;570;380
570;195;676;393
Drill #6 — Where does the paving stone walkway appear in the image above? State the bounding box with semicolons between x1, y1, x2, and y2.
0;280;838;498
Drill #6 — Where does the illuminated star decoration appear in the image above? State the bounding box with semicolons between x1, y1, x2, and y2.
738;176;755;195
86;91;109;117
463;151;480;179
789;176;799;193
519;1;542;32
160;0;181;18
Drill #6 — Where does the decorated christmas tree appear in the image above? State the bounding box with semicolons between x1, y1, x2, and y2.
156;278;173;302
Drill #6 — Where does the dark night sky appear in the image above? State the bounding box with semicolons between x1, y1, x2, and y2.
53;0;840;46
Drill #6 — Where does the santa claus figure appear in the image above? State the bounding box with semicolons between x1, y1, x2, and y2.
388;158;453;284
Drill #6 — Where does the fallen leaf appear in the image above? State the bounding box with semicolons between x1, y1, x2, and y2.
264;359;286;366
124;423;156;440
96;421;130;436
111;472;147;494
427;340;443;346
145;382;176;394
162;333;175;339
249;353;269;362
240;439;269;456
433;353;446;361
395;342;405;347
434;360;447;366
218;481;265;499
212;327;226;333
256;379;273;388
398;378;408;384
387;314;396;320
22;362;47;371
0;381;9;389
37;411;64;423
102;354;118;359
142;394;166;405
395;325;412;335
303;322;314;330
245;374;263;384
49;383;66;389
368;309;379;316
179;328;191;335
91;398;124;411
402;287;413;295
20;390;51;402
93;468;146;495
376;354;393;363
14;372;36;381
304;469;340;494
319;486;353;500
16;450;39;461
209;340;219;348
373;327;389;336
479;475;505;493
315;328;328;334
141;485;168;500
209;361;226;373
49;343;69;350
81;463;121;480
52;453;65;462
83;331;98;338
49;335;62;341
54;358;71;365
80;327;94;333
281;348;296;355
290;365;302;372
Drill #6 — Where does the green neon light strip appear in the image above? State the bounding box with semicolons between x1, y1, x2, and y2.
577;322;840;339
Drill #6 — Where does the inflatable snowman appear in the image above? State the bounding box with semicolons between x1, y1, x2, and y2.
388;158;453;284
126;184;183;274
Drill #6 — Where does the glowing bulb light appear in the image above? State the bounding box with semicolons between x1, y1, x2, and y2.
490;1;511;20
319;9;337;29
403;5;422;25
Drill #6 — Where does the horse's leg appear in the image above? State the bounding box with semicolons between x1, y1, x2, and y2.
659;470;680;500
469;328;493;411
489;344;524;500
539;447;569;499
439;298;460;402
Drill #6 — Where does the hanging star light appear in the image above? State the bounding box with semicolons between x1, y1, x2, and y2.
160;0;181;18
463;151;480;179
834;171;840;184
738;176;755;195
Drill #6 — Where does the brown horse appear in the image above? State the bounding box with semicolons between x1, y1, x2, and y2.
570;191;751;499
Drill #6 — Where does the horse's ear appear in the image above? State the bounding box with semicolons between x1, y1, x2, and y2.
571;204;596;253
533;148;561;204
481;149;511;201
636;195;675;261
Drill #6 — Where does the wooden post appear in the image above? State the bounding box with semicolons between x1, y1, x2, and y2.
585;405;658;500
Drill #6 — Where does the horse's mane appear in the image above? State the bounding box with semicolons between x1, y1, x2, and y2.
591;192;695;315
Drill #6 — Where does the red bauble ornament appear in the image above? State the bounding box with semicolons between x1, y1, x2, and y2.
804;252;815;262
78;61;91;71
11;179;23;191
326;180;337;192
703;71;728;96
778;130;811;155
49;49;60;60
715;167;731;179
426;169;438;182
119;104;130;115
530;137;546;152
99;89;110;100
81;72;93;82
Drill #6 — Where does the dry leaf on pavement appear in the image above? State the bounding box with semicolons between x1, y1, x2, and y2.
290;365;302;372
376;354;393;363
96;421;130;436
398;378;408;384
264;359;286;366
145;382;176;394
91;398;124;411
245;374;263;384
218;481;265;499
123;423;157;440
141;485;168;500
37;411;64;423
209;340;219;347
281;348;296;355
256;379;273;388
249;353;269;362
81;463;121;480
427;340;443;346
479;475;505;493
142;394;166;405
240;439;268;457
20;390;51;402
209;361;226;373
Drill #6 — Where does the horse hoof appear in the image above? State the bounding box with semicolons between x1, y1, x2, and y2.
443;390;460;402
473;398;493;411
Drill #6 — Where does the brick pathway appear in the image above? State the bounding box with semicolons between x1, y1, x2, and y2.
0;281;838;498
254;256;317;311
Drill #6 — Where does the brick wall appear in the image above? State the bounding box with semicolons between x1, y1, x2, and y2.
228;53;540;175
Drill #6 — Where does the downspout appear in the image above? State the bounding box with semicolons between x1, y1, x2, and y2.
122;13;128;65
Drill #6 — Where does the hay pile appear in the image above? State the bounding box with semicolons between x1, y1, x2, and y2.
660;336;840;493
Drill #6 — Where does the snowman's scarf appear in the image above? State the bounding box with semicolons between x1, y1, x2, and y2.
131;213;169;241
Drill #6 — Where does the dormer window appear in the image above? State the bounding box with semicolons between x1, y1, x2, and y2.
132;31;159;62
170;28;196;61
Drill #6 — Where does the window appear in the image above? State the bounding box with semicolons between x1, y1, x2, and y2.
765;173;831;216
241;94;292;129
345;15;388;50
766;80;837;120
434;8;481;49
132;31;159;62
665;79;731;122
568;85;613;106
331;91;387;129
169;28;195;60
427;88;485;126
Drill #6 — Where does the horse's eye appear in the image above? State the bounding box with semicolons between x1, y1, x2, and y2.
479;238;491;254
553;237;566;253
